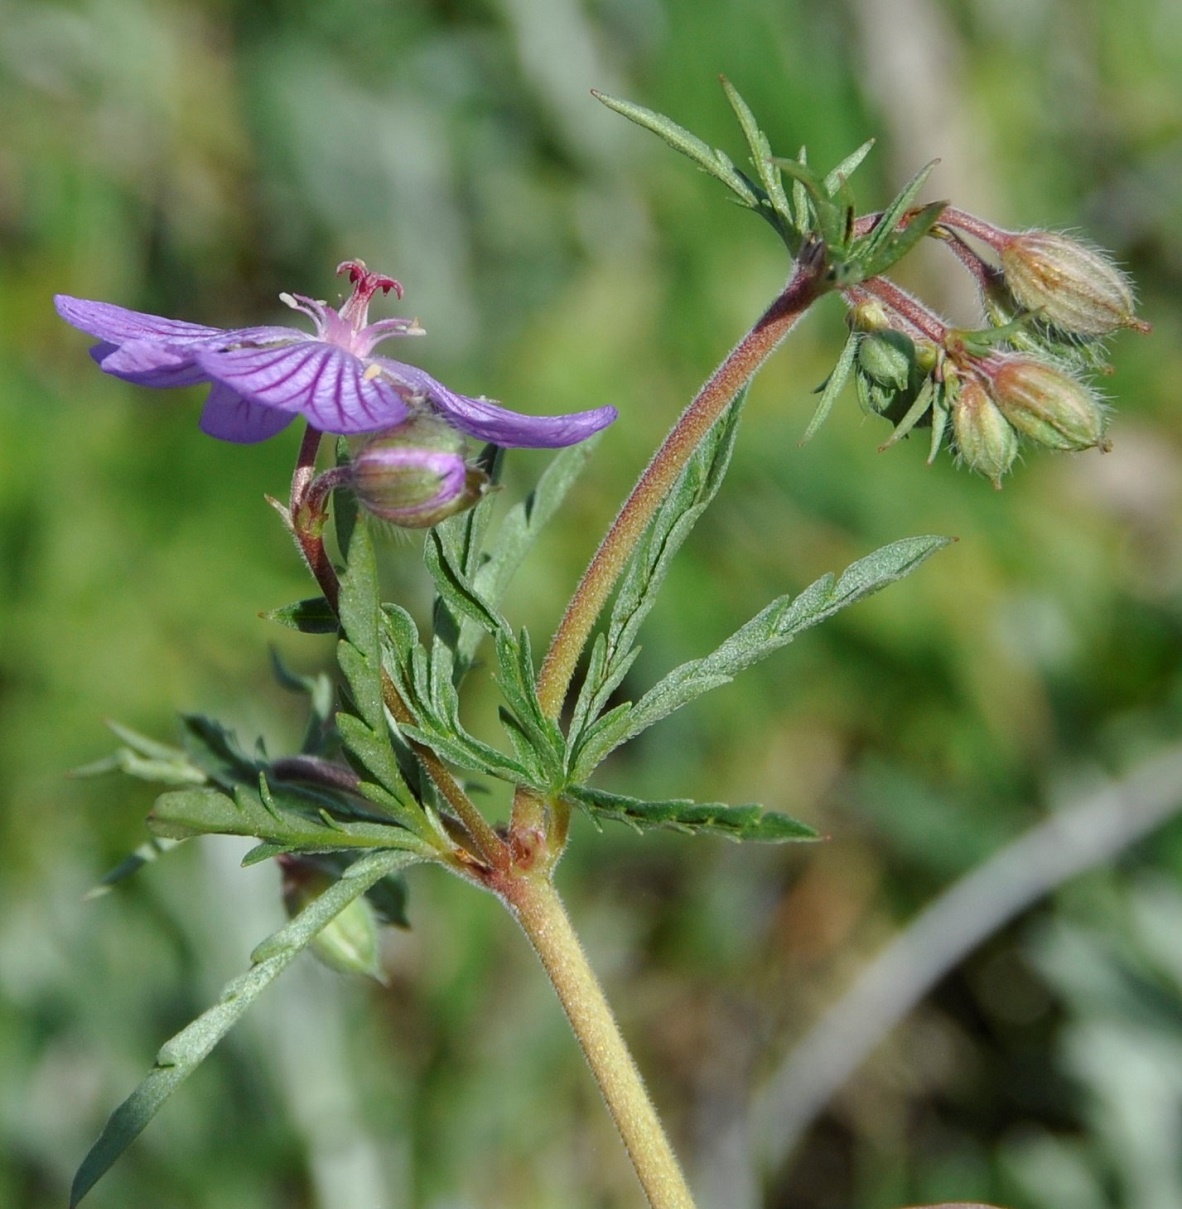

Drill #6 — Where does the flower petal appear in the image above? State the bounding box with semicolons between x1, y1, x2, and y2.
93;327;303;388
199;383;296;443
373;358;618;448
95;339;212;388
55;295;224;344
195;341;410;434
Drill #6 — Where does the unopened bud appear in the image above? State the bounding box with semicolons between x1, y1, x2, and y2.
351;415;489;528
989;356;1109;452
281;859;385;981
858;330;915;392
848;297;893;332
951;378;1018;489
999;230;1145;338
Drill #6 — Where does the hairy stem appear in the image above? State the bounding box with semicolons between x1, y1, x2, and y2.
505;872;698;1209
533;248;828;722
289;426;341;614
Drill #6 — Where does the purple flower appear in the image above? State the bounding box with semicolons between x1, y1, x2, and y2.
55;261;617;447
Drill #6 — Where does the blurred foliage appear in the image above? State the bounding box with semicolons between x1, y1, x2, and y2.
3;0;1182;1207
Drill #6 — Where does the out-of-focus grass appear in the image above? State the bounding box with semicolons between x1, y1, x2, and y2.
3;1;1182;1207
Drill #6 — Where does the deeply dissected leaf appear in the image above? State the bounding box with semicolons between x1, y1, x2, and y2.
853;198;948;286
69;849;418;1208
720;77;794;241
178;714;263;788
824;139;875;196
493;628;566;787
593;90;759;206
423;526;505;640
334;527;424;828
380;603;535;784
564;785;816;842
570;536;951;779
148;783;429;856
853;159;939;266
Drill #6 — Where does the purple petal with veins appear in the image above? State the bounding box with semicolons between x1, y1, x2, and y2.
194;342;410;433
199;383;296;443
373;358;618;448
55;296;225;344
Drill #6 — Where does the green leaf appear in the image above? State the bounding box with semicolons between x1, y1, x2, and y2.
69;848;418;1208
720;77;793;241
824;139;876;195
565;785;816;842
772;155;850;250
148;784;429;855
493;628;566;786
381;606;535;784
260;596;338;634
70;735;207;788
423;526;506;640
337;526;382;727
458;436;602;680
855;159;939;265
429;444;504;660
334;528;425;826
178;714;262;787
568;389;747;756
334;711;409;802
85;837;185;899
854;199;948;285
800;331;859;445
571;535;951;778
333;436;359;560
269;651;337;756
593;90;759;207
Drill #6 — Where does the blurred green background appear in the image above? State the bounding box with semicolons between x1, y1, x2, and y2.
3;0;1182;1207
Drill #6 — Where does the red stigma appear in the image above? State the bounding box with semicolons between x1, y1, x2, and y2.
336;259;405;302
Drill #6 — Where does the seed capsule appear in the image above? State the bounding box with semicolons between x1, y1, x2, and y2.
951;377;1018;489
989;356;1109;452
999;230;1144;339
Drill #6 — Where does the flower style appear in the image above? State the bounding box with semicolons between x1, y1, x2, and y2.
55;261;617;447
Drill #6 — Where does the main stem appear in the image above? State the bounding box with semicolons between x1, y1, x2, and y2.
533;252;827;720
505;873;697;1209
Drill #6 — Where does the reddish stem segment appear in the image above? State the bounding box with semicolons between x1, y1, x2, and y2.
289;426;342;614
534;250;828;721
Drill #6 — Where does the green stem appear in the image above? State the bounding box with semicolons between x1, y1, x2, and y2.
504;872;698;1209
533;249;828;721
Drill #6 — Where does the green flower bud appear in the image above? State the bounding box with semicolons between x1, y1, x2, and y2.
848;297;893;332
351;415;490;528
951;378;1018;489
281;859;385;982
999;230;1146;338
858;329;915;392
989;356;1109;452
